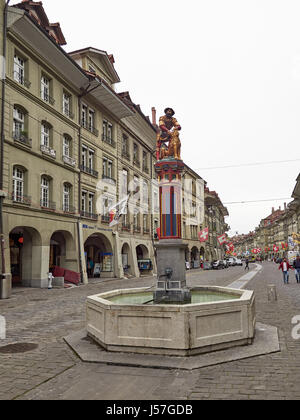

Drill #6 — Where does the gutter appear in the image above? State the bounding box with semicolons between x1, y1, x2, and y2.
0;0;11;297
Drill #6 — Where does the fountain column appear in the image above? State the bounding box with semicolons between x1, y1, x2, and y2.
154;158;191;304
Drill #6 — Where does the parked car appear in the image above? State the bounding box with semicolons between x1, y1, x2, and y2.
203;261;212;270
234;258;243;266
227;257;236;266
222;259;229;268
212;260;225;270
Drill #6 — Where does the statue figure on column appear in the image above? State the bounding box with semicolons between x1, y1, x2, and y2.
156;108;182;160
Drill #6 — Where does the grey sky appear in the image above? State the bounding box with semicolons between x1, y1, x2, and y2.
17;0;300;235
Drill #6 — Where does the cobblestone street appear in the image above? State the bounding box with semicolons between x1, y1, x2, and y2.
1;262;300;400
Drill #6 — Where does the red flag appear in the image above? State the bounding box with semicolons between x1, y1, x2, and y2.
198;228;209;242
217;234;227;245
156;228;160;240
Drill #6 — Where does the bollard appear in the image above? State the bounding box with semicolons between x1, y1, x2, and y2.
48;272;53;290
267;284;277;302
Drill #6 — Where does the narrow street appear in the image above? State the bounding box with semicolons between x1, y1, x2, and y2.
1;262;300;400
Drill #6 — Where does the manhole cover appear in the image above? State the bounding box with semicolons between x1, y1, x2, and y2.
0;343;38;354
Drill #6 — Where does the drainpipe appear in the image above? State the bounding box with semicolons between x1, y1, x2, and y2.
0;0;11;298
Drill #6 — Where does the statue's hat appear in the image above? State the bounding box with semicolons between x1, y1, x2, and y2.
164;107;175;116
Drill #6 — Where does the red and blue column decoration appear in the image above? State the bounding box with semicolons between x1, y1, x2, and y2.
155;159;184;240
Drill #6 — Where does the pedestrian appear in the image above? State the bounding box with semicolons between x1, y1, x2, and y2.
293;255;300;284
278;258;292;284
245;258;249;271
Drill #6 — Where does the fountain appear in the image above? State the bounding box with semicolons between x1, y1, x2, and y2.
85;108;256;356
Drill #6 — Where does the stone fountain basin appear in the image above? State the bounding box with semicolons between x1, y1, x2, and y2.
86;286;256;356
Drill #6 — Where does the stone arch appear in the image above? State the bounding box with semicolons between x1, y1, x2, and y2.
191;246;199;268
9;226;42;287
121;242;134;277
49;230;77;272
84;232;113;278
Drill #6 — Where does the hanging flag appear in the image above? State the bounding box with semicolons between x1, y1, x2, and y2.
257;248;262;253
108;195;130;227
217;234;227;245
273;245;279;253
198;228;209;242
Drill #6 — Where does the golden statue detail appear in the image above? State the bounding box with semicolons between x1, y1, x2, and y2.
156;108;182;160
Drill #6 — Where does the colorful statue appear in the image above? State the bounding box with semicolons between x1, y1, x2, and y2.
156;108;182;160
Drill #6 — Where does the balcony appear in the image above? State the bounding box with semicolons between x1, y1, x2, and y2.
143;228;150;235
101;215;110;224
40;200;56;211
81;122;99;137
133;226;141;234
63;155;76;167
80;211;98;221
80;165;98;178
62;205;76;214
41;144;56;159
102;175;116;185
122;224;131;232
13;72;31;89
13;131;32;148
41;92;55;106
142;166;149;174
102;134;116;148
11;193;31;206
62;107;74;119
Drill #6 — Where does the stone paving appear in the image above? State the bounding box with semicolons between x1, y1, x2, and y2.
1;263;300;400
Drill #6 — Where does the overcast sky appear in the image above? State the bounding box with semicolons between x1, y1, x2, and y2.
17;0;300;235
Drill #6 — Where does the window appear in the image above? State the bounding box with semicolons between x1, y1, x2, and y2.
88;109;95;131
143;214;148;231
122;135;128;153
133;143;139;163
81;191;87;212
63;135;71;157
41;176;50;207
133;176;139;194
63;184;71;212
88;193;94;214
13;167;24;202
63;92;72;117
133;210;140;229
122;169;128;197
103;120;113;143
143;180;148;204
82;146;87;167
143;151;148;171
41;123;50;147
88;149;94;170
41;75;53;104
14;55;25;85
81;104;87;128
13;106;25;137
103;157;113;179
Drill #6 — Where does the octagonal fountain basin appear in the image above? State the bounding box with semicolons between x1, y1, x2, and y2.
86;286;256;356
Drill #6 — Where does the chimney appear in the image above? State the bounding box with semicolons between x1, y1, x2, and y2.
272;207;274;214
284;202;287;210
151;107;157;126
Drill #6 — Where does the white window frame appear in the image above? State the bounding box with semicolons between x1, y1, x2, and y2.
14;55;24;85
13;107;25;136
41;176;49;207
63;135;71;157
41;75;50;102
81;104;88;128
41;123;50;147
13;167;24;202
63;184;71;212
63;92;71;116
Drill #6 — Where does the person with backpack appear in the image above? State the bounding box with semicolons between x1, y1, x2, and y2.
293;255;300;283
278;258;292;284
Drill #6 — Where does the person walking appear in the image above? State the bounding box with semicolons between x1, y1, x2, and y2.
278;258;292;284
245;258;249;271
293;255;300;284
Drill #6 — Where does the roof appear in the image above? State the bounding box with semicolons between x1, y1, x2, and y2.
14;1;66;45
118;92;157;133
68;47;121;84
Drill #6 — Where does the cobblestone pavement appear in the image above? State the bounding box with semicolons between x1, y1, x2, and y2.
1;263;300;400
